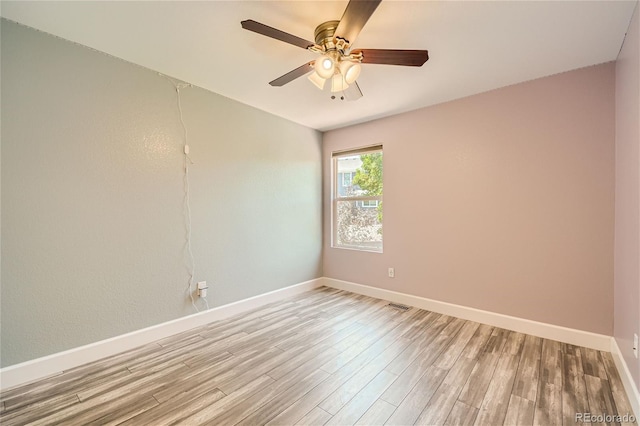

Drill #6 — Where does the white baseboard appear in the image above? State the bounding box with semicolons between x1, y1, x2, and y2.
322;278;612;351
611;338;640;419
0;278;323;391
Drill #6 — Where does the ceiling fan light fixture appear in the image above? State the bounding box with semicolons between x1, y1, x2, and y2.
308;71;327;90
241;0;429;100
330;73;349;93
339;60;361;84
314;54;335;79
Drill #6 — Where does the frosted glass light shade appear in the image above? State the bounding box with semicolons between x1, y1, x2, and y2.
314;55;335;79
339;60;361;84
308;71;327;90
331;74;349;93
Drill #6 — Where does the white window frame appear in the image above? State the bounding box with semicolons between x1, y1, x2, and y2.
332;145;383;253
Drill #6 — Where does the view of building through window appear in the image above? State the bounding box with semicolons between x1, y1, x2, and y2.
333;147;383;252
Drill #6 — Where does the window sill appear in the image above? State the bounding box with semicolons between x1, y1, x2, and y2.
331;245;383;254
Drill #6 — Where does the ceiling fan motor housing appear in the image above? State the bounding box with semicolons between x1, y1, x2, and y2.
314;20;343;52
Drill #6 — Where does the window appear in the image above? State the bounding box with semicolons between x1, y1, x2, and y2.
360;200;379;208
332;146;383;252
342;172;353;187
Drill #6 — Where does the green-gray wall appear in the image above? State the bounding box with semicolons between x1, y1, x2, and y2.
0;20;323;367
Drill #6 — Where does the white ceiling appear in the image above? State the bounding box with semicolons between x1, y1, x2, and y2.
1;1;637;131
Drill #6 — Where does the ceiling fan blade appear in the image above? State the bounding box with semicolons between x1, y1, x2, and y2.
241;20;314;50
334;0;382;45
353;49;429;66
269;62;315;87
343;81;363;101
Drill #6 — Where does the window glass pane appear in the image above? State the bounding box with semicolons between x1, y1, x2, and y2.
335;200;382;252
336;153;382;197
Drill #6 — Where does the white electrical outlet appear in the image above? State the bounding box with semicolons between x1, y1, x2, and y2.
197;281;208;298
634;333;638;359
388;268;395;278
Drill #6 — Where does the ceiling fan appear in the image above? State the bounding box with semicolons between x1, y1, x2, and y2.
241;0;429;101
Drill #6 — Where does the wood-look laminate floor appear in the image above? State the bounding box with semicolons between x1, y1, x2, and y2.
0;287;636;426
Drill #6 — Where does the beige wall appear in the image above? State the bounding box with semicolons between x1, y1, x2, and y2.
323;63;616;335
1;20;322;367
615;2;640;390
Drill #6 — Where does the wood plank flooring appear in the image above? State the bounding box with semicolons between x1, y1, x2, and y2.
0;287;636;425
